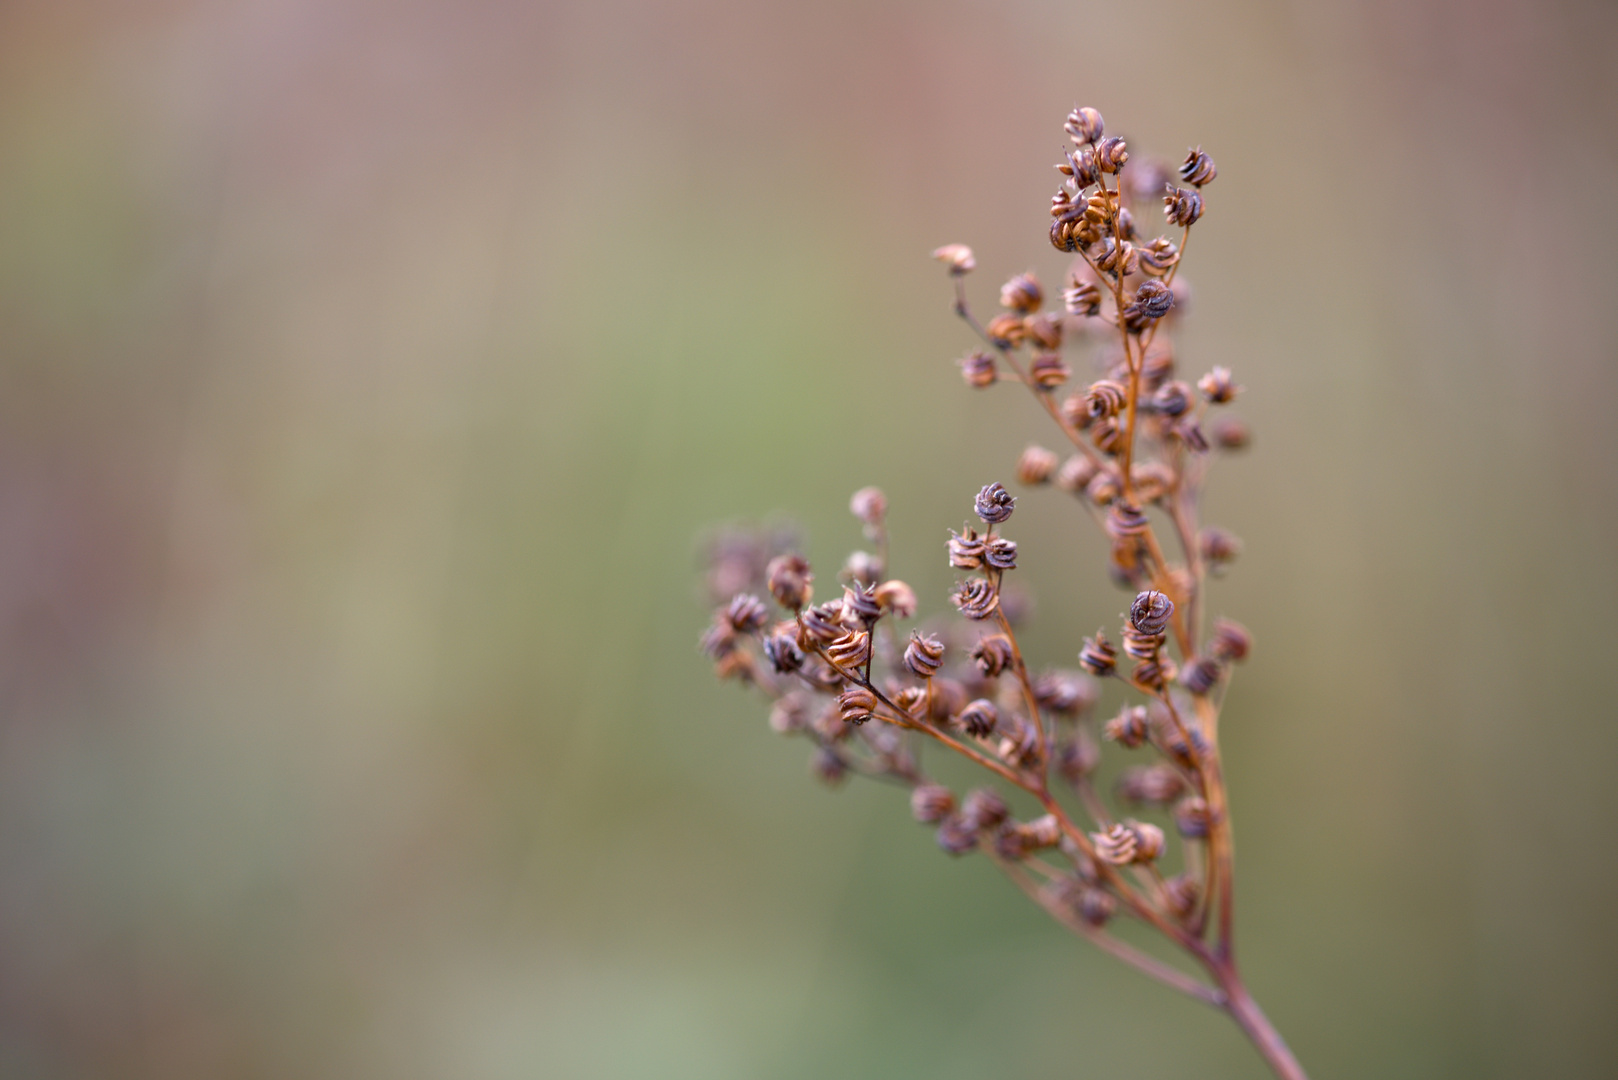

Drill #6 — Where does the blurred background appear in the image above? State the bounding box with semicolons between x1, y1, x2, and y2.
2;0;1615;1076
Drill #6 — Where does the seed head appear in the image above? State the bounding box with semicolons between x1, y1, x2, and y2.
959;349;998;388
1104;704;1151;748
1093;820;1164;865
837;684;878;725
1130;461;1175;504
1078;630;1118;677
811;746;849;786
762;631;805;673
1095;136;1129;174
1163;185;1203;227
1198;366;1239;404
849;486;887;527
1077;886;1116;927
1085;471;1121;506
951;578;1000;621
1034;671;1096;715
1179;146;1217;187
1122;623;1165;662
999;272;1044;313
1117;764;1187;805
1025;312;1063;350
935;814;978;855
974;482;1016;524
725;593;770;633
1064;274;1102;316
1138;235;1180;276
700;618;737;660
1180;655;1223;695
1164;875;1201;919
1123;279;1175;323
1151;379;1192;417
1210;617;1252;662
1093;236;1137;276
1174;796;1213;839
1016;445;1060;486
766;554;813;610
1064;105;1105;144
1198;526;1242;567
799;600;847;645
1129;590;1175;636
910;784;956;824
961;788;1010;830
826;630;872;671
957;699;1001;738
985;313;1026;348
983;536;1018;571
948;526;987;570
1028;353;1071;390
1056;731;1100;784
874;579;917;619
904;631;946;678
842;551;882;586
1084;380;1127;420
843;583;883;625
1055;454;1098;494
1106;502;1151;541
1212;416;1251;450
931;243;976;275
970;633;1015;677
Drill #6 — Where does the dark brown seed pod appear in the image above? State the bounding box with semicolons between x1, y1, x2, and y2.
1210;618;1252;662
1063;275;1102;316
1055;454;1098;494
1151;380;1192;417
1077;886;1116;927
843;583;883;625
1180;146;1217;187
811;746;849;786
1180;655;1223;695
799;601;847;645
1019;813;1062;850
1122;279;1175;323
974;482;1016;524
1115;206;1137;242
1106;501;1151;541
948;526;987;570
1086;470;1122;505
874;580;917;619
1056;730;1100;784
893;686;926;716
1162;185;1204;227
1212;416;1251;450
1095;136;1129;174
929;677;968;722
931;244;977;275
1017;445;1060;485
951;578;1000;621
910;784;956;824
961;787;1010;830
1025;313;1064;350
1078;630;1118;677
825;630;872;671
904;631;946;678
1131;656;1175;690
1084;187;1121;224
1129;589;1175;636
996;712;1042;767
1164;874;1201;919
1093;236;1137;276
1084;379;1128;420
999;272;1044;313
1104;704;1150;747
1159;717;1203;770
1028;353;1071;390
1122;624;1164;661
837;684;878;725
1064;105;1104;144
763;631;805;674
983;537;1018;571
1137;235;1180;276
1050;217;1081;253
1033;671;1097;715
1060;392;1092;431
985;313;1026;348
959;349;998;388
1117;764;1188;805
725;593;770;632
970;634;1015;677
935;813;978;855
766;553;814;611
1061;145;1099;187
1198;526;1242;567
957;698;1001;738
1174;796;1213;839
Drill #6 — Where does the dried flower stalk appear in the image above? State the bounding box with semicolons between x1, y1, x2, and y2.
701;106;1308;1080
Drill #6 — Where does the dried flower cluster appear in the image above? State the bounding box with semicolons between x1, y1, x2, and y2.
701;107;1308;1080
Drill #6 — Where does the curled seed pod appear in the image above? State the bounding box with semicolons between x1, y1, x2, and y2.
1084;380;1128;420
1095;135;1129;174
1086;470;1122;506
1063;145;1100;187
812;699;853;741
1064;105;1104;144
763;631;805;674
843;583;883;625
996;713;1041;766
1050;216;1081;252
983;537;1018;571
1056;730;1101;784
961;787;1010;830
836;684;878;724
849;486;887;528
1092;823;1139;864
766;553;814;611
1180;146;1217;187
929;677;968;722
935;813;978;855
1093;236;1137;276
1198;366;1239;404
1123;279;1175;323
1180;655;1224;695
1106;502;1151;541
1017;445;1060;485
1159;716;1203;770
826;630;873;671
811;746;849;786
769;691;812;734
1130;589;1175;635
1078;630;1118;677
726;593;770;632
952;578;1000;620
957;698;1001;738
1212;416;1251;450
1055;454;1098;494
1163;185;1204;227
1132;655;1176;690
842;551;883;587
713;650;756;682
959;349;998;388
948;526;987;570
1084;187;1121;223
985;313;1026;348
1064;275;1102;316
974;482;1016;524
874;579;917;619
1104;704;1150;747
1122;624;1164;661
1138;235;1180;276
1077;886;1116;927
1130;461;1176;504
1028;353;1071;390
893;686;926;716
931;244;976;275
799;600;847;645
904;631;947;678
1008;814;1062;854
1115;206;1137;242
700;618;737;660
1174;796;1213;839
1060;393;1092;431
1199;526;1242;567
1151;379;1192;417
1174;419;1211;454
971;633;1015;677
999;271;1044;313
1117;764;1188;805
1164;874;1201;919
1210;618;1252;662
910;783;956;824
1025;312;1064;350
1034;671;1096;715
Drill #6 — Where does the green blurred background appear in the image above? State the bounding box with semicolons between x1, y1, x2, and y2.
2;1;1616;1076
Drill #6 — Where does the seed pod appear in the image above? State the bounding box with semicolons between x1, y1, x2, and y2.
1096;136;1129;174
700;618;737;660
935;813;978;855
1212;416;1251;450
1140;339;1176;389
948;526;987;570
842;550;882;587
1130;590;1175;636
961;787;1010;831
1151;380;1192;417
1198;526;1242;568
971;634;1015;677
837;684;878;724
996;712;1041;767
1174;419;1210;454
799;601;847;645
1138;235;1180;276
1180;146;1217;187
769;692;812;734
874;579;918;619
1121;622;1164;660
849;486;887;528
910;784;956;824
1180;655;1223;695
1084;187;1121;225
1050;216;1081;252
974;482;1016;524
999;272;1044;313
1093;236;1137;276
1130;461;1175;504
1028;353;1071;390
1164;875;1201;919
1077;886;1116;927
766;553;814;611
826;630;872;672
1064;275;1102;316
985;313;1026;348
1064;105;1105;144
1163;185;1203;227
1132;656;1175;690
983;537;1018;571
1060;144;1100;186
1055;454;1098;494
1198;366;1239;404
929;676;968;722
811;746;849;786
1079;630;1118;677
1104;704;1150;747
1086;470;1121;506
762;631;805;673
1017;445;1060;485
1115;206;1137;242
1106;501;1151;541
1097;820;1164;865
1025;312;1064;350
904;631;946;678
843;583;883;625
1210;618;1252;662
1174;796;1213;839
1009;814;1062;853
1122;279;1175;323
1033;671;1096;715
1084;380;1128;421
957;698;1001;738
1117;764;1187;805
725;593;770;633
959;349;998;388
893;686;926;716
1056;730;1100;784
931;243;976;275
951;578;1000;620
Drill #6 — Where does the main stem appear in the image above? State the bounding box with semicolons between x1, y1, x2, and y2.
1215;963;1310;1080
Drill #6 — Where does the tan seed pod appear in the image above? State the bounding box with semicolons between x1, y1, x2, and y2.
931;243;976;274
1017;444;1060;485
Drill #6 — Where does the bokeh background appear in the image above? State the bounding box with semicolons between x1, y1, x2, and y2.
2;0;1616;1077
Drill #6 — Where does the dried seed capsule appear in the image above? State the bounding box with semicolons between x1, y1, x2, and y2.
1060;393;1092;431
1050;216;1081;253
1115;206;1137;242
1174;796;1212;839
1122;279;1175;323
1024;813;1063;849
970;633;1015;677
826;630;872;671
999;272;1044;313
1095;136;1129;174
726;593;770;632
1117;764;1187;805
1033;671;1096;715
1212;416;1251;450
1129;589;1175;636
910;783;956;823
1137;235;1180;276
1140;339;1176;388
874;580;917;619
1060;145;1099;187
935;813;978;855
1078;630;1118;677
766;553;813;610
1063;275;1102;316
1131;656;1175;690
1164;875;1201;919
1064;105;1105;144
893;686;926;716
985;313;1026;348
849;486;887;527
1180;146;1217;187
1093;236;1136;275
1198;526;1242;567
1077;886;1116;927
1084;380;1127;420
1151;379;1192;417
1209;618;1252;662
1106;501;1151;541
974;482;1016;524
1085;470;1121;505
929;677;968;722
799;600;847;645
1055;454;1098;494
1056;730;1100;784
1163;185;1204;227
959;349;998;388
700;618;737;660
961;787;1009;830
1121;624;1164;661
996;712;1041;766
769;691;812;734
1028;353;1071;389
1198;366;1239;404
763;631;805;674
983;537;1018;571
837;684;878;724
947;526;987;570
842;550;883;586
957;698;1001;738
951;578;1000;620
811;746;849;786
1130;461;1175;504
1017;445;1060;486
843;583;883;625
1094;820;1164;865
931;243;976;274
1174;419;1210;453
1025;312;1064;350
904;631;946;678
1180;655;1223;695
1104;704;1150;747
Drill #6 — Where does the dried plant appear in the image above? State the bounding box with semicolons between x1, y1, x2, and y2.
701;106;1308;1080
